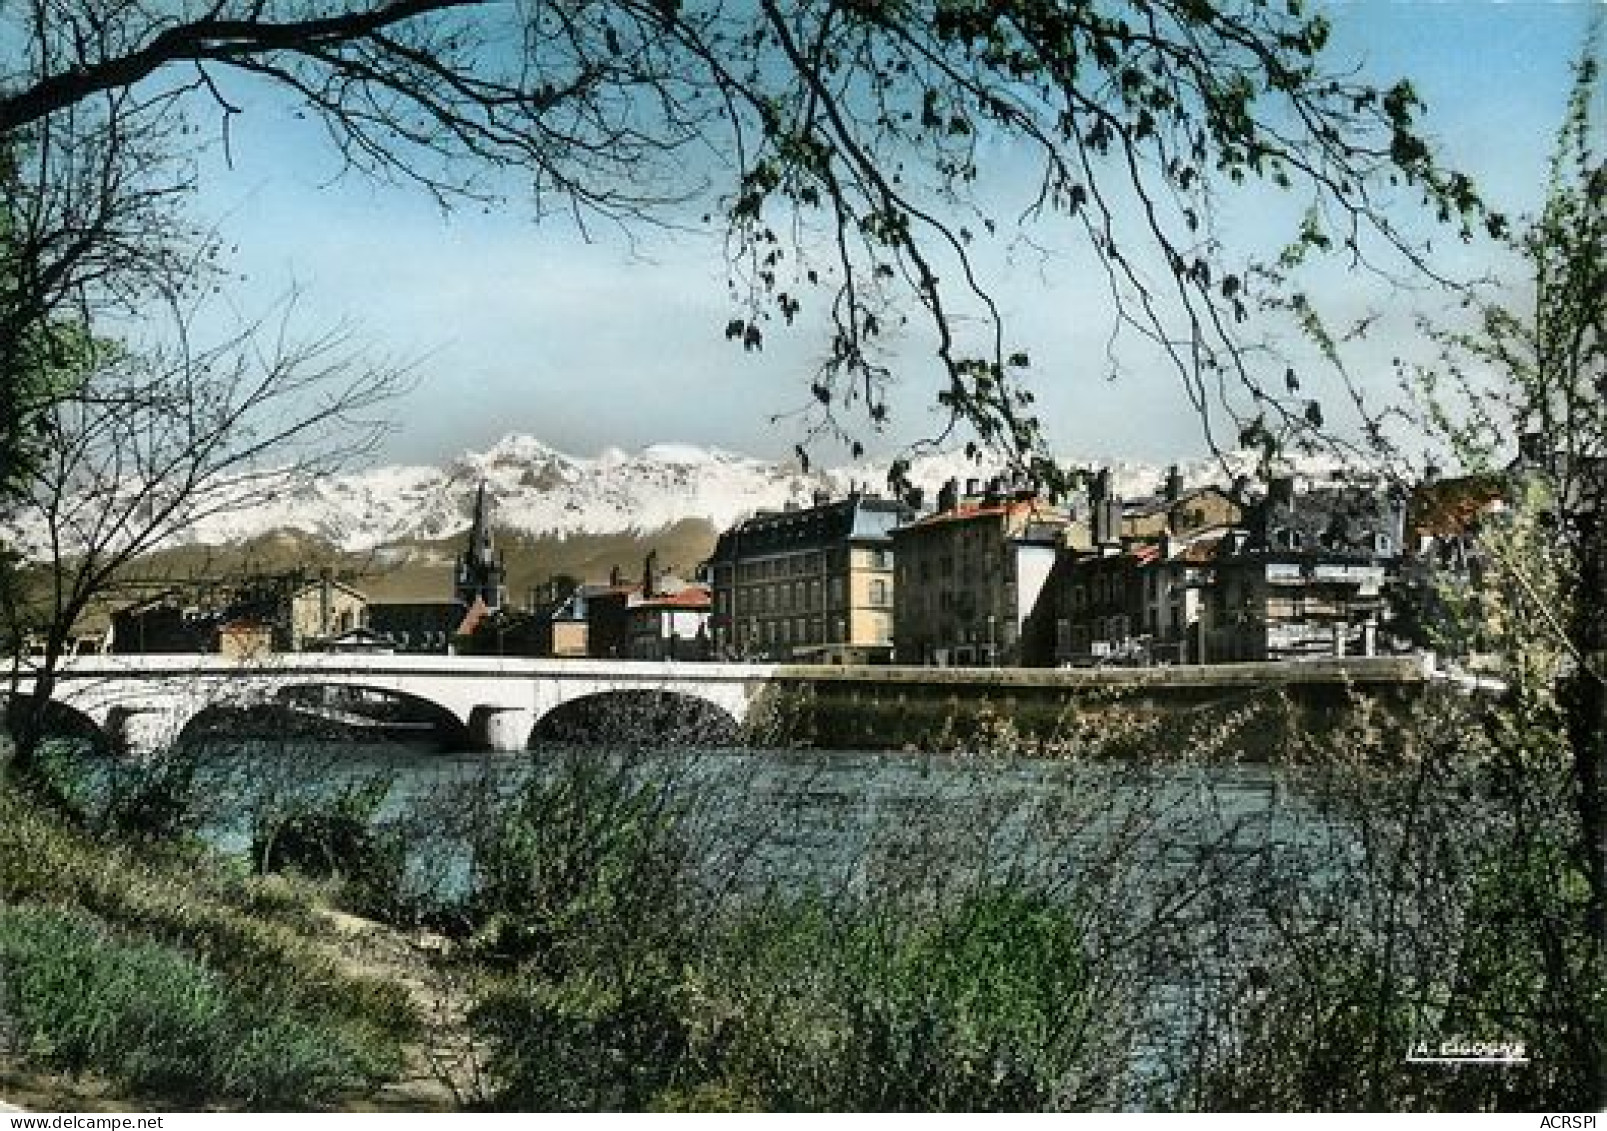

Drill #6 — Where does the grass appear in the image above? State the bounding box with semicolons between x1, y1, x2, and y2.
0;906;385;1107
0;772;420;1109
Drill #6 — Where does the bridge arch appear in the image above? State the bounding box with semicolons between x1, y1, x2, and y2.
530;689;740;748
174;682;474;749
1;693;109;752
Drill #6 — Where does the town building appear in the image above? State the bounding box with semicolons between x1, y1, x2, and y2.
111;594;208;654
112;570;368;655
216;614;275;659
1139;532;1228;665
707;492;913;663
532;580;616;658
1046;542;1158;665
626;584;712;661
1120;468;1243;540
367;600;463;654
581;566;646;660
891;478;1071;667
280;574;369;650
1040;470;1220;667
1199;476;1406;662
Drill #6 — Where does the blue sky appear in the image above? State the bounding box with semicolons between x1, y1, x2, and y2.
189;1;1600;467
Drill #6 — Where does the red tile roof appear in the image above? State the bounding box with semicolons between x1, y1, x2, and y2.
455;595;490;637
636;586;711;611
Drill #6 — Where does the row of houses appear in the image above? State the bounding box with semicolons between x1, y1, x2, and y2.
106;449;1542;668
702;463;1509;668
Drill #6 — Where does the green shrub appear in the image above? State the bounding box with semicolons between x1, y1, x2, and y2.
473;975;698;1111
0;779;418;1066
470;887;1121;1112
252;774;398;881
465;752;694;974
99;750;207;843
706;889;1114;1111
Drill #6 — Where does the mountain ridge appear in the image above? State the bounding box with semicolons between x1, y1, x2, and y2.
11;433;1347;556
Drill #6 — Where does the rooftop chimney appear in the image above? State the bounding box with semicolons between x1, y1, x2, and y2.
1165;465;1184;502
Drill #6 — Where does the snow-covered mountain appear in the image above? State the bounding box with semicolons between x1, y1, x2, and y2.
8;433;1350;555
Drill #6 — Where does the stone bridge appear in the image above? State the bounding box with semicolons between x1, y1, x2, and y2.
4;654;780;755
4;652;1437;756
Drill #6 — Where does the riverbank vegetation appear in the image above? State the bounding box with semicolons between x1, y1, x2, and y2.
1;646;1600;1112
0;767;421;1109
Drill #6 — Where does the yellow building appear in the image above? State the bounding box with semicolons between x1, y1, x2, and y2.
707;493;914;663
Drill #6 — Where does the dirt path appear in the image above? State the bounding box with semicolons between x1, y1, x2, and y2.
310;908;490;1111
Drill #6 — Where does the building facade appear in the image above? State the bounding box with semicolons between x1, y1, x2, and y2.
1199;478;1406;662
891;481;1070;667
1046;544;1157;665
626;585;712;660
707;493;913;663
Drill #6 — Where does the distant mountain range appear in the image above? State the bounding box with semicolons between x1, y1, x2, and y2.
11;433;1350;556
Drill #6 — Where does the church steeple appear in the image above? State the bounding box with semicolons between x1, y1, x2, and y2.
455;481;507;612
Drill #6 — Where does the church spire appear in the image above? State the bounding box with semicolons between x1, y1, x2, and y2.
455;481;506;613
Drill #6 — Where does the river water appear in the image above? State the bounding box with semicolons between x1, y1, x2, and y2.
150;736;1340;909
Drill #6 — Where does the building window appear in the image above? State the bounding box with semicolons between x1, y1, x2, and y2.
869;579;890;607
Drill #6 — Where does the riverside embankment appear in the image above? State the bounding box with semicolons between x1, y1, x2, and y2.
752;655;1434;753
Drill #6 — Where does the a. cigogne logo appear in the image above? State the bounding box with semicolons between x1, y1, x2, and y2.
1406;1037;1529;1065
